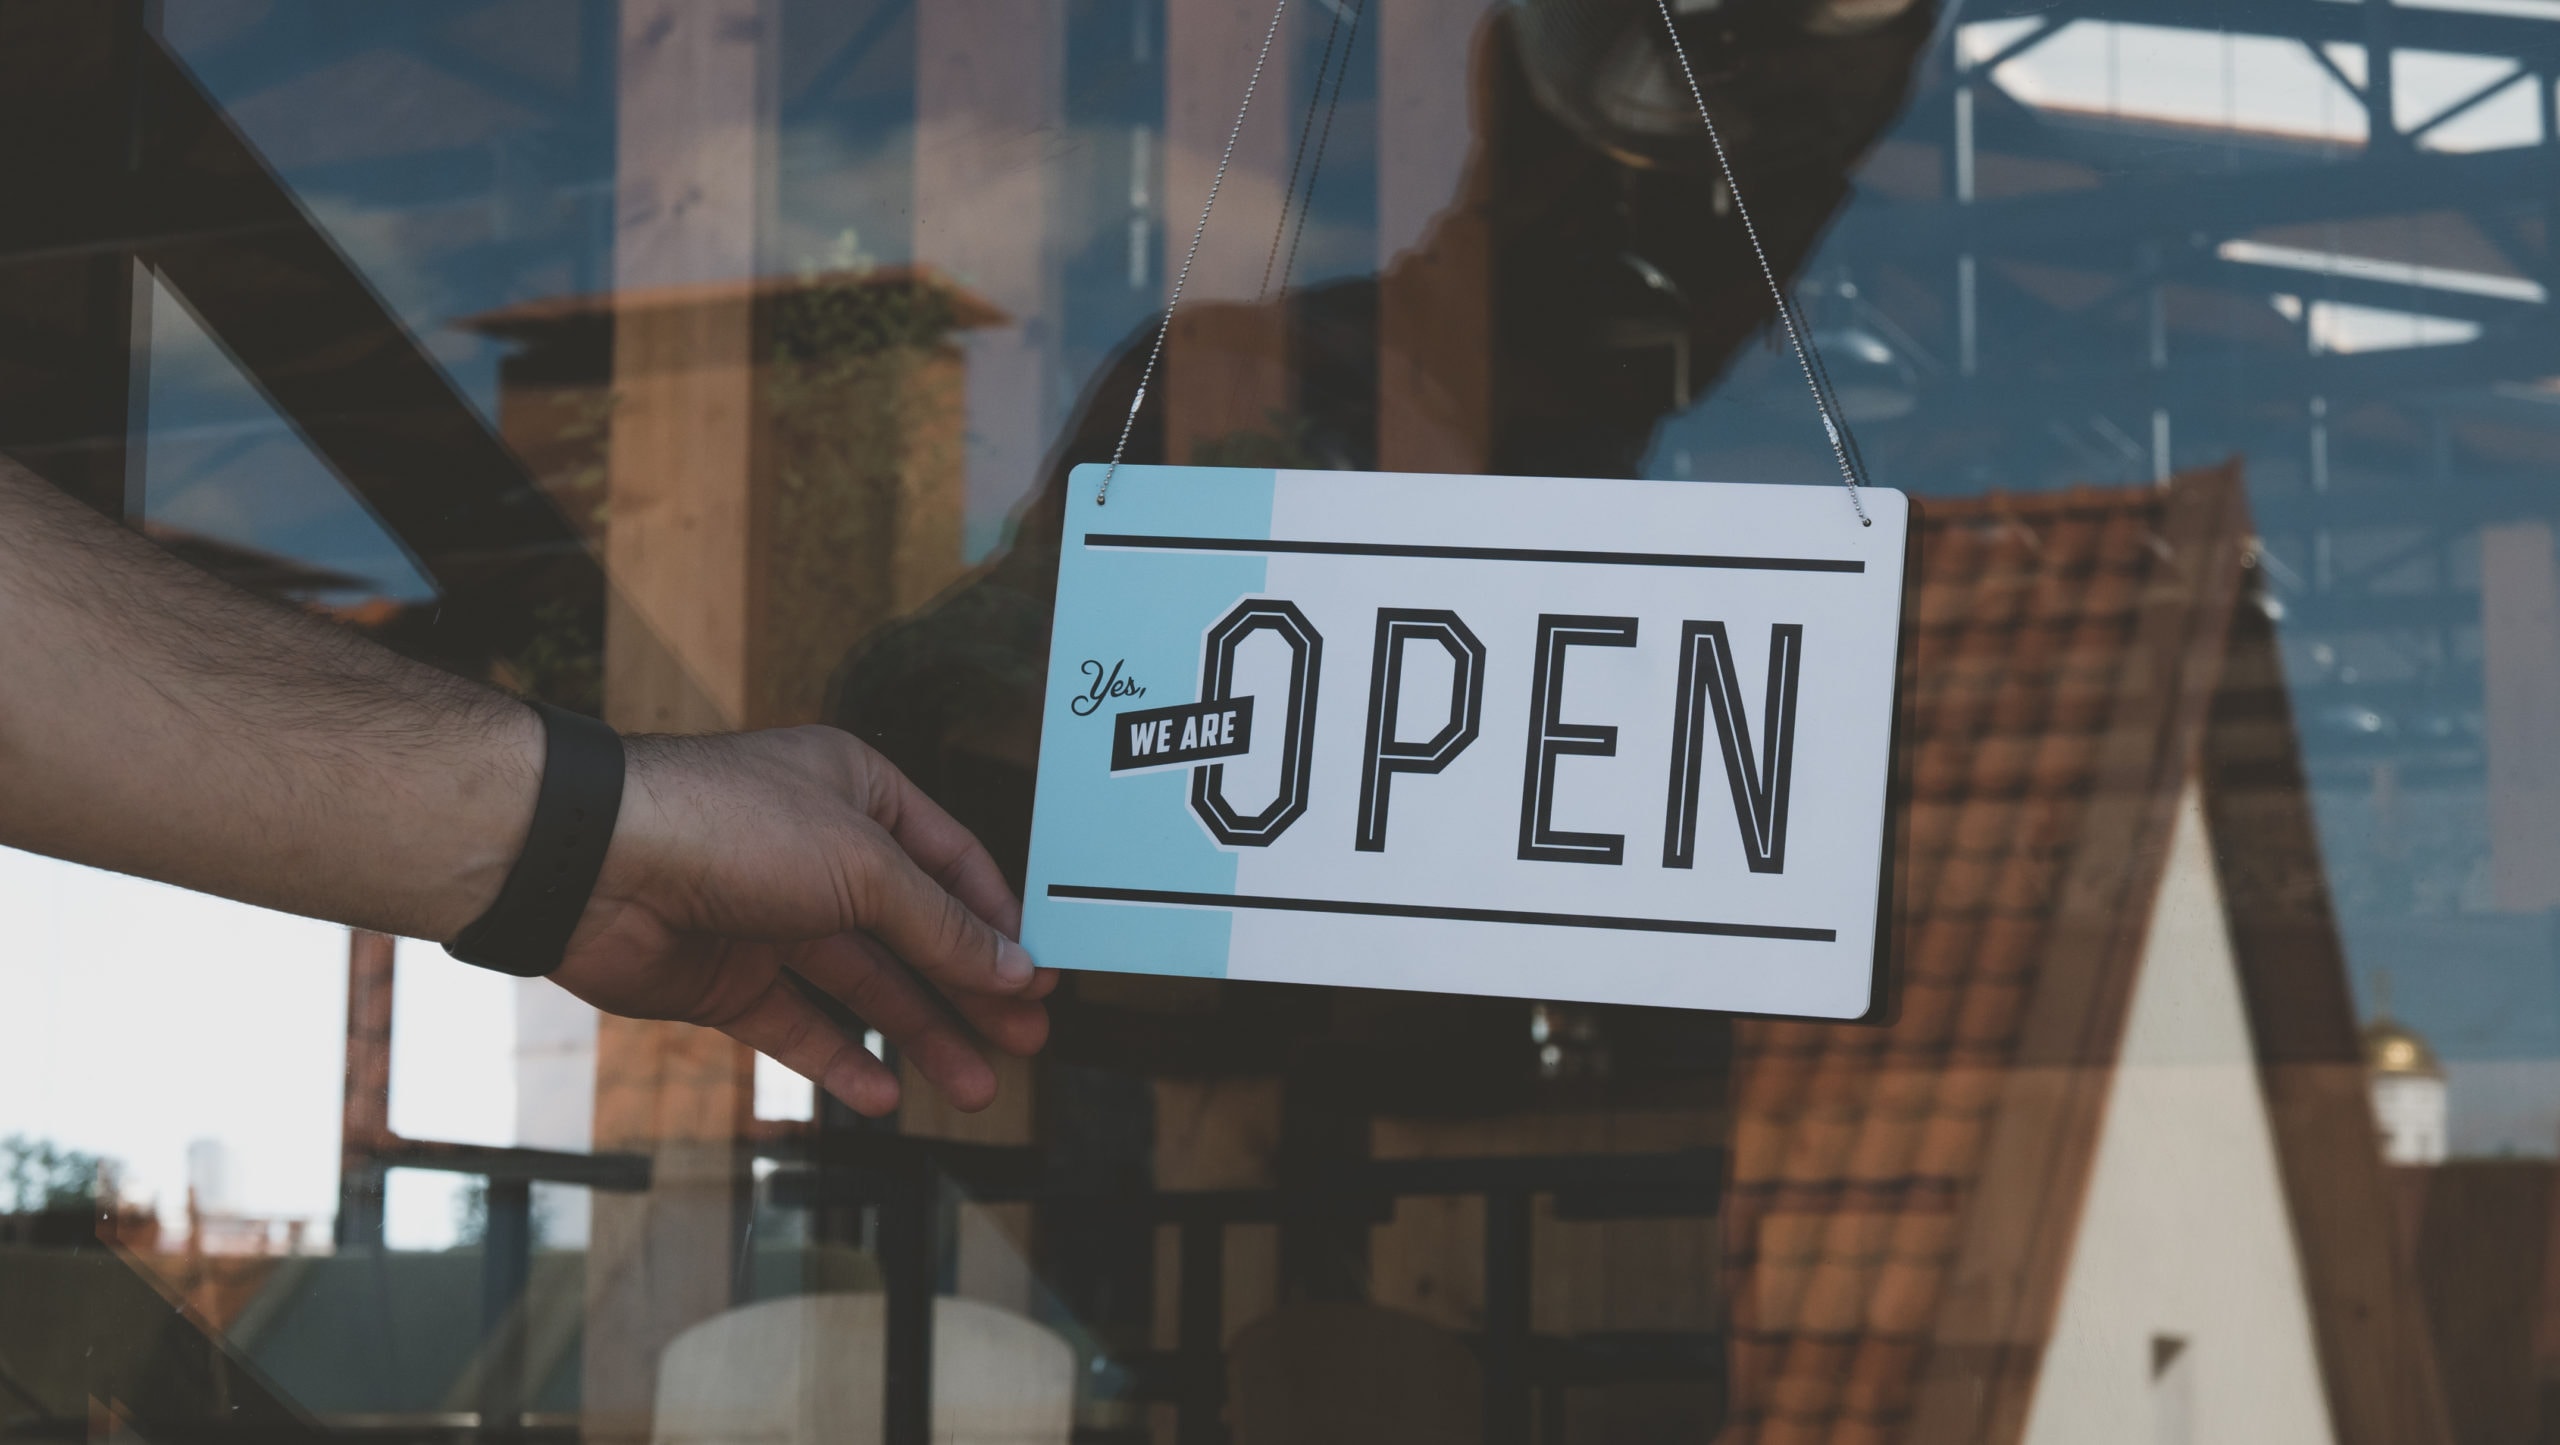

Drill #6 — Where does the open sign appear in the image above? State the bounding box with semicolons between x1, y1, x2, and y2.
1023;465;1911;1019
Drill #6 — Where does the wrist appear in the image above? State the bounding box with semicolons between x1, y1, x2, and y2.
420;698;547;941
444;701;627;976
584;732;689;907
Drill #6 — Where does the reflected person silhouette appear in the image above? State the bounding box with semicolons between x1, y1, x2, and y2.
821;0;1934;1382
830;0;1932;929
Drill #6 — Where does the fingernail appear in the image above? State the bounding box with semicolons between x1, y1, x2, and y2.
997;939;1037;987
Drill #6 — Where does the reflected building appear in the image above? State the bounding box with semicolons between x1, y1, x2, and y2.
460;267;1004;727
1714;470;2429;1445
2367;1011;2451;1166
9;0;2560;1442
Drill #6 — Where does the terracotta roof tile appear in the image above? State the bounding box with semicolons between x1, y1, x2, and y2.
1904;917;1985;985
1928;1063;2006;1118
1907;1109;1990;1181
1868;1249;1947;1336
1844;1338;1925;1413
1953;978;2029;1047
1768;1338;1856;1418
1777;1108;1862;1188
1733;1118;1797;1186
1731;1333;1785;1394
1826;1420;1894;1445
1719;475;2249;1445
1841;1122;1922;1189
1887;980;1959;1046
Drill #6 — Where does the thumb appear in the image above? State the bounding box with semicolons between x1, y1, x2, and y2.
848;831;1038;997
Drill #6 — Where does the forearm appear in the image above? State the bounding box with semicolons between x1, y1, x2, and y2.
0;457;538;940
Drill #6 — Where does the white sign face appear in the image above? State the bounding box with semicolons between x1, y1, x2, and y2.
1021;464;1911;1019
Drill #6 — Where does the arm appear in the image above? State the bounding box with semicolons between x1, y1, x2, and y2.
0;457;1047;1115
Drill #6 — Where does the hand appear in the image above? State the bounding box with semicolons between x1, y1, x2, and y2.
548;725;1054;1117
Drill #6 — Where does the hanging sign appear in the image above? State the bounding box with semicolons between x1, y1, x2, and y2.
1020;463;1912;1019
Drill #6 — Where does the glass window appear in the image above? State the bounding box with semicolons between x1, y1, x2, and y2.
0;1;2548;1442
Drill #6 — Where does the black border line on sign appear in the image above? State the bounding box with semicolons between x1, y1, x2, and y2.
1046;884;1836;943
1085;534;1864;573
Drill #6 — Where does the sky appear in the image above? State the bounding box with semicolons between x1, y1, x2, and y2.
1965;15;2548;153
0;846;515;1248
140;273;440;604
0;843;816;1252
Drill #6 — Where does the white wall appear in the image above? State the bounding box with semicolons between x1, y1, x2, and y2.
0;847;348;1232
514;974;598;1248
2372;1074;2447;1165
2020;784;2338;1445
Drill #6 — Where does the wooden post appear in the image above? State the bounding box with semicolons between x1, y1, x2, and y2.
334;929;395;1251
1163;0;1295;464
600;0;772;736
478;1176;535;1426
914;0;1063;543
1176;1216;1228;1445
1377;0;1493;475
903;1051;1039;1317
582;3;772;1435
879;1161;938;1445
1151;1078;1285;1364
1480;1189;1532;1445
903;9;1068;1337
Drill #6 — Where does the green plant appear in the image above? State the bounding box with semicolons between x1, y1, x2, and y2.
500;598;605;716
0;1135;118;1213
756;272;975;724
772;272;966;365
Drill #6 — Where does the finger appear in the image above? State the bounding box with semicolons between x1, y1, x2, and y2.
711;973;901;1117
944;972;1051;1056
849;831;1037;997
792;933;1002;1112
1025;967;1062;1001
861;754;1024;940
819;930;1046;1058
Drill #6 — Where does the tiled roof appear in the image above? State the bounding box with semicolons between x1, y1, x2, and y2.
1717;466;2448;1445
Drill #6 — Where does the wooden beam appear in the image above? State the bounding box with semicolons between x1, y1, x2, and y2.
2205;581;2457;1445
1370;1108;1727;1334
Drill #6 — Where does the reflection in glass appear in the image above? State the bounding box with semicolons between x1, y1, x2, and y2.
3;0;2560;1441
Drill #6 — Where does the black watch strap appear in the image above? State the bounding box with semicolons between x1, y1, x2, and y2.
445;701;626;978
